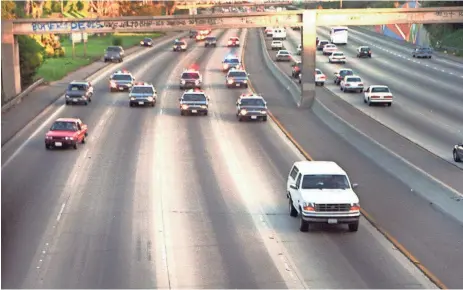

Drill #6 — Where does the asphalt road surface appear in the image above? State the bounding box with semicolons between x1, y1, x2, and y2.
257;28;463;288
1;28;445;289
284;27;463;168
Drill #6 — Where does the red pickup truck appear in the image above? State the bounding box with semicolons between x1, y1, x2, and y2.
45;118;88;150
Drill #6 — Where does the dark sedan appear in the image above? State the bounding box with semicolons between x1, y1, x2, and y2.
453;142;463;162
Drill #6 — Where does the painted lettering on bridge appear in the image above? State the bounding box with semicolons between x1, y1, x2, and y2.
31;21;104;32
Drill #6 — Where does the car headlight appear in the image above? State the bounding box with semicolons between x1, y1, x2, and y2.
181;104;189;110
147;97;153;101
240;109;247;115
350;203;361;211
181;80;186;84
104;53;108;57
302;202;316;211
200;105;207;109
65;137;74;140
243;80;247;83
195;80;200;84
65;95;69;98
130;97;135;101
140;41;144;44
127;84;132;87
227;79;234;84
261;110;267;114
46;136;52;139
110;81;116;87
223;64;229;69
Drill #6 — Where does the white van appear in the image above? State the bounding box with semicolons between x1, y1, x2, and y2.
272;27;286;40
286;161;360;232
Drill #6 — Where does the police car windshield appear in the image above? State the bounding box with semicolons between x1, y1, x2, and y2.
241;98;265;106
181;73;200;79
224;58;240;64
183;93;206;101
347;77;361;82
50;121;78;131
144;38;152;42
340;70;353;76
372;87;390;93
112;74;132;81
132;87;154;94
175;41;185;45
228;71;247;77
301;175;350;190
107;46;121;52
68;84;87;91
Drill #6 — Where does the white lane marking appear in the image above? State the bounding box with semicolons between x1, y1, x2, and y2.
56;203;66;222
1;33;188;170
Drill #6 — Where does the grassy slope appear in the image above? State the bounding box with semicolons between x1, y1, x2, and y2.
36;32;162;82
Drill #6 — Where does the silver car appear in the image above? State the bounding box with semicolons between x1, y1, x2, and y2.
453;142;463;162
412;47;432;58
340;75;364;93
276;50;292;62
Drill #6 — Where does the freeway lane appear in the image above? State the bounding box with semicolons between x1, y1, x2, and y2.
348;27;463;75
192;28;436;289
285;27;463;168
255;28;463;288
0;31;207;288
0;28;444;289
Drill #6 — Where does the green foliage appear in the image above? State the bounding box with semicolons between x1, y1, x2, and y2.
51;1;61;13
18;36;44;87
76;1;84;11
112;37;123;46
1;0;16;19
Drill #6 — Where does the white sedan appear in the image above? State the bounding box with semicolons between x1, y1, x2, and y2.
329;51;346;64
340;75;364;93
276;50;292;62
298;69;326;86
364;85;393;106
323;44;337;55
271;40;284;50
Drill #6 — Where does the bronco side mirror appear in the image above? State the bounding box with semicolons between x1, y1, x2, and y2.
352;183;359;189
290;184;298;190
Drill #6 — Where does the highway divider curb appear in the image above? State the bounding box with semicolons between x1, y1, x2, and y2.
2;78;45;113
2;32;188;147
245;28;448;290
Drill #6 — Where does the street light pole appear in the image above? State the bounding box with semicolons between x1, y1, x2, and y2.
340;0;343;9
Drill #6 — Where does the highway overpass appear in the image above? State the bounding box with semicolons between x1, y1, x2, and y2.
2;7;463;108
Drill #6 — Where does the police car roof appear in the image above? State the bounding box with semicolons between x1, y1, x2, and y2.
70;81;88;84
239;93;263;99
132;82;153;87
183;69;199;73
183;89;205;94
228;68;246;72
56;117;79;122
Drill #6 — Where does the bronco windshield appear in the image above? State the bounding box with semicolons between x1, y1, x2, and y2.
301;175;350;190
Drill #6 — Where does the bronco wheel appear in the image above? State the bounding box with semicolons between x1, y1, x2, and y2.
73;143;78;149
348;222;359;232
289;198;298;217
299;214;309;232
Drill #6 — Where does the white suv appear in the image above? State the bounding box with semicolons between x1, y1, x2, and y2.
271;40;284;50
286;161;360;232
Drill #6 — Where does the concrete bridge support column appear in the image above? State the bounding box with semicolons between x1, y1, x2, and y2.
1;21;21;103
189;7;197;15
299;10;316;108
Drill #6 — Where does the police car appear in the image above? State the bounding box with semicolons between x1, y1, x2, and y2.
222;55;241;72
109;70;135;92
179;89;210;116
180;69;203;89
225;68;249;88
173;39;188;52
129;82;157;107
236;93;268;122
